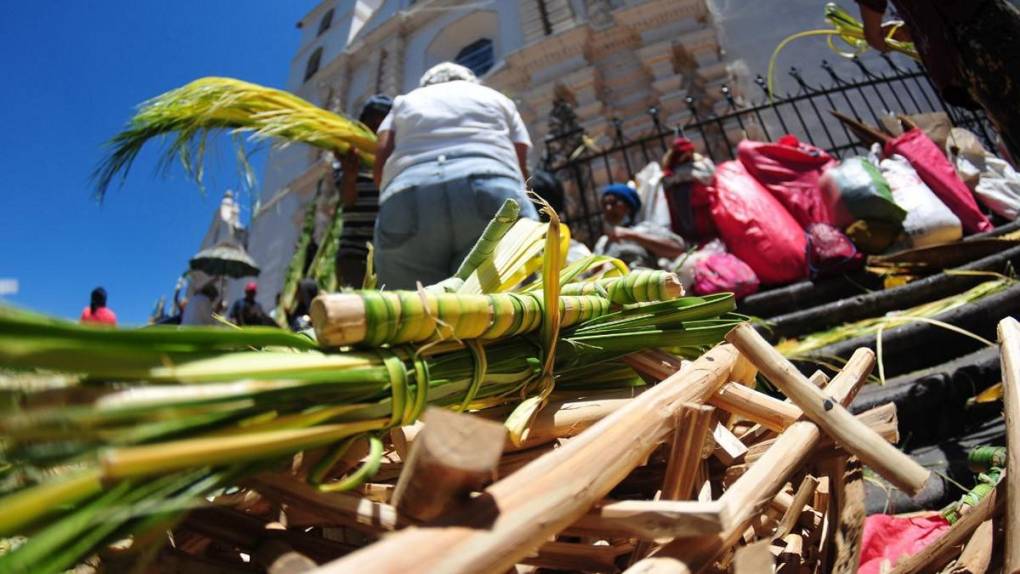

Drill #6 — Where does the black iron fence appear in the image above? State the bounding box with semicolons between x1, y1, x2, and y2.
543;56;997;245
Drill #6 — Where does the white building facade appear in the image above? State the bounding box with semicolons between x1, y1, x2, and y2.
247;0;734;305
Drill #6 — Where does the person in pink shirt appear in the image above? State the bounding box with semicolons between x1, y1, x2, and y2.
80;287;117;326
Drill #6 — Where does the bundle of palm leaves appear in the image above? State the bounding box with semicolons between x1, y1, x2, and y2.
93;77;377;198
0;202;745;572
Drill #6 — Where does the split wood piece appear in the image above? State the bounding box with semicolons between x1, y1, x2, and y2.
600;500;733;539
998;316;1020;574
888;473;1005;574
662;404;716;501
821;456;866;574
733;540;776;574
951;518;995;574
712;422;748;465
625;345;875;574
391;407;506;523
726;323;930;495
312;344;746;574
522;541;636;573
248;473;399;534
772;475;818;542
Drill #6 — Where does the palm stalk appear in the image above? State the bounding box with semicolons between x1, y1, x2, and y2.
777;278;1013;357
276;190;320;323
93;77;376;198
312;199;344;293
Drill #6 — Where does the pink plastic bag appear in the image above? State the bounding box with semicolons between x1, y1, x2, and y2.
886;129;992;234
692;253;760;299
708;161;808;285
737;135;836;227
859;514;951;574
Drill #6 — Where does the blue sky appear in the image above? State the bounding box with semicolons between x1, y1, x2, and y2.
0;1;318;324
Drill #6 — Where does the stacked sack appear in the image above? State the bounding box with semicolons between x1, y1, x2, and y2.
663;129;1007;297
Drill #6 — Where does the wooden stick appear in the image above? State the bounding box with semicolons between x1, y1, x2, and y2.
662;404;716;501
314;344;745;574
599;500;733;539
726;323;929;495
391;407;506;523
998;316;1020;573
888;474;1005;574
772;475;818;542
711;382;801;432
625;346;875;574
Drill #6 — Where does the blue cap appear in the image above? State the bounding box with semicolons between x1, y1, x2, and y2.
602;183;641;215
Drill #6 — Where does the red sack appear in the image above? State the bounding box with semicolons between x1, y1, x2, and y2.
708;161;808;285
806;222;863;278
859;514;950;574
886;129;993;234
692;253;760;299
737;135;836;227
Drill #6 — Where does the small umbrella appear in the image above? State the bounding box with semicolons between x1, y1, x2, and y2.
189;242;260;278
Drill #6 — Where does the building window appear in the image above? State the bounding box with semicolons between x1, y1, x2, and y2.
455;38;494;78
317;9;334;36
304;47;323;82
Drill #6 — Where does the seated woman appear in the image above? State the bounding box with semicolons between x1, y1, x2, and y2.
372;62;538;289
594;183;686;270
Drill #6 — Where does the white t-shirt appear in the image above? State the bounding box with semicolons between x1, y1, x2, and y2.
377;81;531;191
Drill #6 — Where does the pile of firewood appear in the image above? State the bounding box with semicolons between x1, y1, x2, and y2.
168;321;1019;574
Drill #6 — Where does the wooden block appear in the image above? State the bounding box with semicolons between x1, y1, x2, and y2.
711;422;748;465
600;499;733;539
662;404;716;500
726;323;930;496
391;407;507;523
